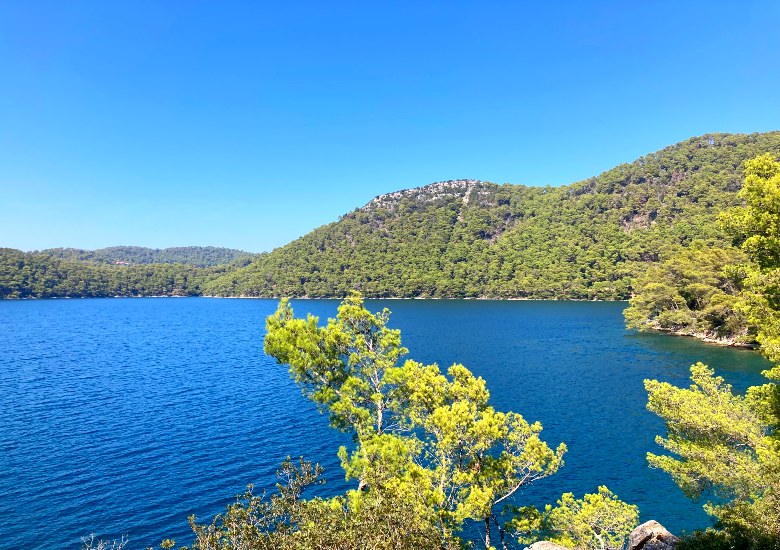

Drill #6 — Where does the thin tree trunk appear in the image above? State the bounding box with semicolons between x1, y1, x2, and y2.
484;516;491;549
492;514;508;550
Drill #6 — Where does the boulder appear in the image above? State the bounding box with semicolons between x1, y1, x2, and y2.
524;542;570;550
628;520;680;550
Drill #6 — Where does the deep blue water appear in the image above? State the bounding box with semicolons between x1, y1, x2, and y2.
0;298;772;549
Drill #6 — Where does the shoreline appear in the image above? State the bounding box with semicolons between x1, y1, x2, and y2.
2;294;631;302
202;295;631;302
646;326;757;350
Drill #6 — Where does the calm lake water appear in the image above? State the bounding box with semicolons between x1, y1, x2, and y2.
0;298;772;549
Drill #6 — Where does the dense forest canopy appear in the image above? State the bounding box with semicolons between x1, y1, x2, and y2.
623;242;751;345
3;132;780;300
0;248;255;299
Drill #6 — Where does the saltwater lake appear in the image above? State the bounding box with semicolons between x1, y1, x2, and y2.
0;298;772;549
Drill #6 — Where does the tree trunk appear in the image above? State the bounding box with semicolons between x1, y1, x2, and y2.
484;516;491;549
492;514;508;550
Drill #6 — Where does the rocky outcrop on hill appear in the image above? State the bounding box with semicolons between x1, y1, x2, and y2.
360;179;484;212
628;520;680;550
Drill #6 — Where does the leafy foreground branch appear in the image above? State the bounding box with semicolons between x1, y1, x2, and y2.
263;293;569;549
645;363;780;549
185;456;457;550
509;486;638;550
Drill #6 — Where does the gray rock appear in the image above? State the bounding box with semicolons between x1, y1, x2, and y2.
524;542;570;550
628;520;680;550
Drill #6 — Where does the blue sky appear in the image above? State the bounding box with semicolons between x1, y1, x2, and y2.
2;1;779;253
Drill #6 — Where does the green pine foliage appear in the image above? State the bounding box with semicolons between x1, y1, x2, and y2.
181;457;461;550
720;153;780;369
645;363;780;548
263;293;567;549
623;241;751;344
511;486;639;550
625;152;780;350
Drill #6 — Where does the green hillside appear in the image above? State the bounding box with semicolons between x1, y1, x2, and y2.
0;248;248;299
0;247;255;299
203;132;780;299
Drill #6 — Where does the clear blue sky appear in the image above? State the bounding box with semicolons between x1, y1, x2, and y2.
2;1;778;253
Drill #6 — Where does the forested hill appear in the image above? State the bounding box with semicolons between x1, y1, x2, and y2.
0;247;256;299
39;246;254;267
203;132;780;299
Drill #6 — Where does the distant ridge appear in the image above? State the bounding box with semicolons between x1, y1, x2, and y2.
38;245;256;268
0;246;256;298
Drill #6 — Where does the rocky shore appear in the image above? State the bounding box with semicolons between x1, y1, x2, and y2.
649;326;756;350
